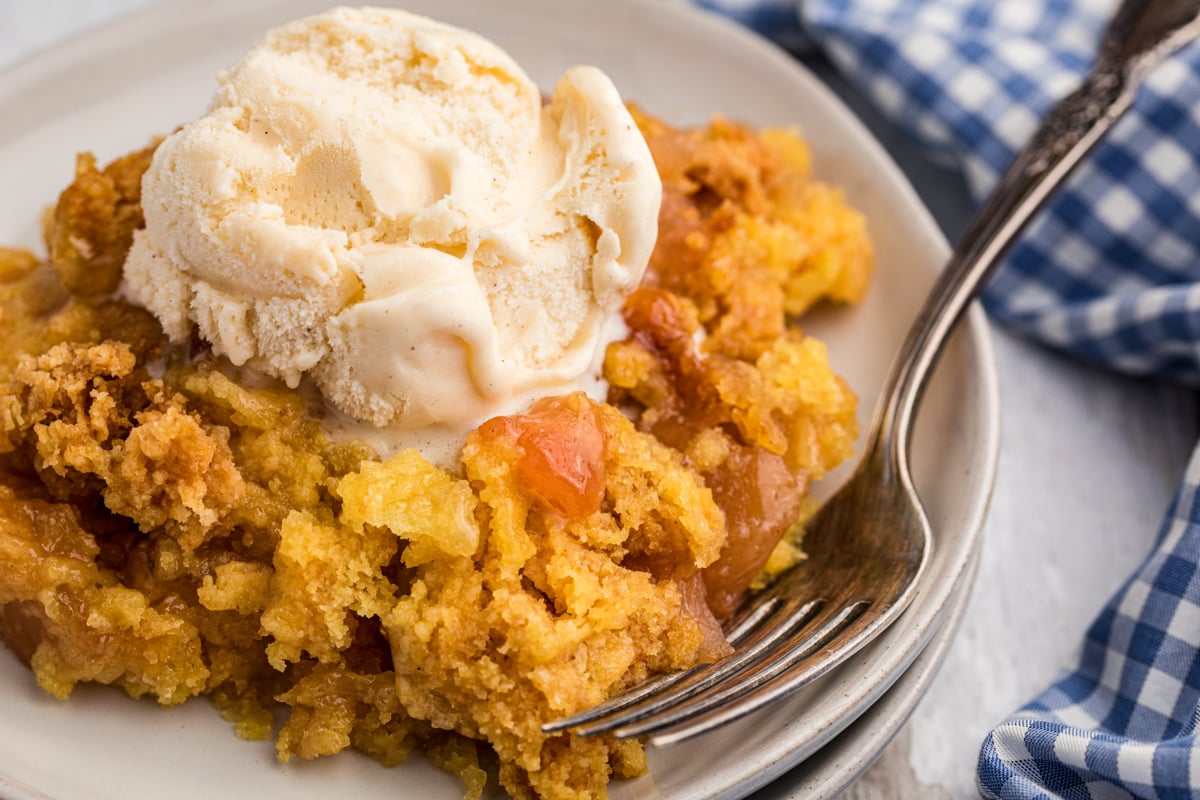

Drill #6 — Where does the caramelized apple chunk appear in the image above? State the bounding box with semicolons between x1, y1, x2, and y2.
478;394;608;519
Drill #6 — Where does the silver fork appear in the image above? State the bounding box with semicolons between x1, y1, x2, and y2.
544;0;1200;747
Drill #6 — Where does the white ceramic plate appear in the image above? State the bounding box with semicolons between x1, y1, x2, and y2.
750;547;982;800
0;1;1000;799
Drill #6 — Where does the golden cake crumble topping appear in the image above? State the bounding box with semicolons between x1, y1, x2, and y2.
0;103;870;799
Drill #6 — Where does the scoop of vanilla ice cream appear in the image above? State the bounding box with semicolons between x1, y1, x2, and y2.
123;6;661;431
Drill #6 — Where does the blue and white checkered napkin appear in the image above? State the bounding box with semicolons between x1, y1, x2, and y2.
698;0;1200;797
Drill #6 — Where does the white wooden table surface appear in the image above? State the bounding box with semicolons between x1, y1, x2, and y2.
2;3;1197;799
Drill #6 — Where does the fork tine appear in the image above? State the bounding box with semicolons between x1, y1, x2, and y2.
722;591;787;643
648;604;873;748
538;665;697;735
543;596;822;736
539;597;791;735
609;600;870;741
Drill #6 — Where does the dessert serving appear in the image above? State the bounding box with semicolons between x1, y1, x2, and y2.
0;6;872;800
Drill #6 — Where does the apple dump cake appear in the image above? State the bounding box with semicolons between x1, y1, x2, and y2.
0;7;871;800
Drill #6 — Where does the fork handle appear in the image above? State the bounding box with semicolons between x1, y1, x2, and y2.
869;0;1200;466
